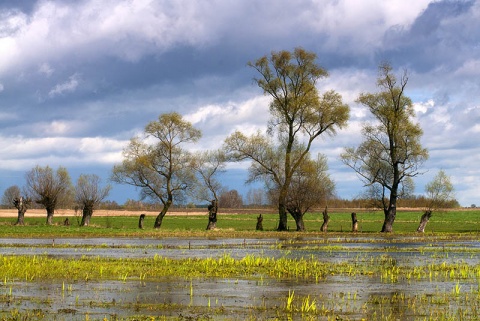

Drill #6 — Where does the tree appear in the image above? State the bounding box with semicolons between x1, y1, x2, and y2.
2;185;21;209
341;63;428;232
218;189;243;208
112;112;201;228
75;174;112;226
225;48;349;231
13;196;31;225
25;165;74;225
246;188;266;206
417;170;455;232
190;149;226;230
270;153;335;231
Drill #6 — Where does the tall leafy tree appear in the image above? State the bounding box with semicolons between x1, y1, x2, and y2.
341;63;428;232
75;174;112;226
225;48;349;231
112;112;201;228
25;165;74;225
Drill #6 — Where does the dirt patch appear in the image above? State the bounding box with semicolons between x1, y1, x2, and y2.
0;207;278;218
0;209;208;218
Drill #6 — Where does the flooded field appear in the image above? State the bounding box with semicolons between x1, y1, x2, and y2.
0;235;479;320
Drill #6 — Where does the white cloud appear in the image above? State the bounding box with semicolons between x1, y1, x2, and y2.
38;63;54;77
0;0;434;76
307;0;431;50
413;99;434;114
186;96;269;133
48;74;80;97
0;135;128;170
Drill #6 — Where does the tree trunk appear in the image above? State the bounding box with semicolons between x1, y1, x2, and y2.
417;210;432;233
46;206;55;225
381;204;396;232
81;206;94;226
206;200;218;230
294;216;305;231
256;214;263;231
14;197;28;226
138;214;146;229
320;207;329;232
286;207;305;231
277;202;288;231
154;200;171;229
351;212;358;232
15;208;26;225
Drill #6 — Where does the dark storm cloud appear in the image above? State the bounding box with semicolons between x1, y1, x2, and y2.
0;0;479;205
381;0;479;72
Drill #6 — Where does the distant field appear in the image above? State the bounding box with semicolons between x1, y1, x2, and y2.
0;207;478;237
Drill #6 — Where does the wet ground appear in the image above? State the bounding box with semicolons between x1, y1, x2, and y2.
0;236;479;320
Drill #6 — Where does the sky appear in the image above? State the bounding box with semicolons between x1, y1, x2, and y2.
0;0;479;206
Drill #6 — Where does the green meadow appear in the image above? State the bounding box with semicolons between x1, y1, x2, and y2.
0;209;478;237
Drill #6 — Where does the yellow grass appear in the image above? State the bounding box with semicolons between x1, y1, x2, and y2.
0;208;208;218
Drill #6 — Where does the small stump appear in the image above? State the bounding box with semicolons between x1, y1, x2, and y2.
138;214;146;229
256;214;263;231
351;212;358;232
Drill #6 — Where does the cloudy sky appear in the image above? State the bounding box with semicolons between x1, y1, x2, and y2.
0;0;479;206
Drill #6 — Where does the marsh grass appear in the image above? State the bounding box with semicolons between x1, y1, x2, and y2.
0;209;479;320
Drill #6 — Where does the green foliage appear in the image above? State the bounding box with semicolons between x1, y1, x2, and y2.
227;48;349;231
112;112;202;228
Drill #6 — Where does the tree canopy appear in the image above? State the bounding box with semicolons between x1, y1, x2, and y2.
112;112;201;228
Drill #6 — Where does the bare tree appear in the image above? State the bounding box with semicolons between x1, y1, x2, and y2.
246;188;266;206
190;149;226;230
25;166;74;225
75;174;112;226
13;196;32;225
218;189;243;208
417;170;455;233
2;185;21;209
267;153;335;231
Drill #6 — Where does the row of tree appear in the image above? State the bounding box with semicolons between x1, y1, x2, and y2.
4;48;455;232
5;166;111;226
111;48;455;232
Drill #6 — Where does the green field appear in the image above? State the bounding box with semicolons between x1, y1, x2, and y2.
0;209;478;237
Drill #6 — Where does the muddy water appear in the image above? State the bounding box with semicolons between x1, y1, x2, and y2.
3;274;477;320
1;236;479;320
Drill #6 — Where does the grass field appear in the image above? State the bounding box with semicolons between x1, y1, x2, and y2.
0;208;478;237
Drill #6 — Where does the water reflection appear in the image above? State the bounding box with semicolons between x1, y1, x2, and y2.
0;237;478;266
